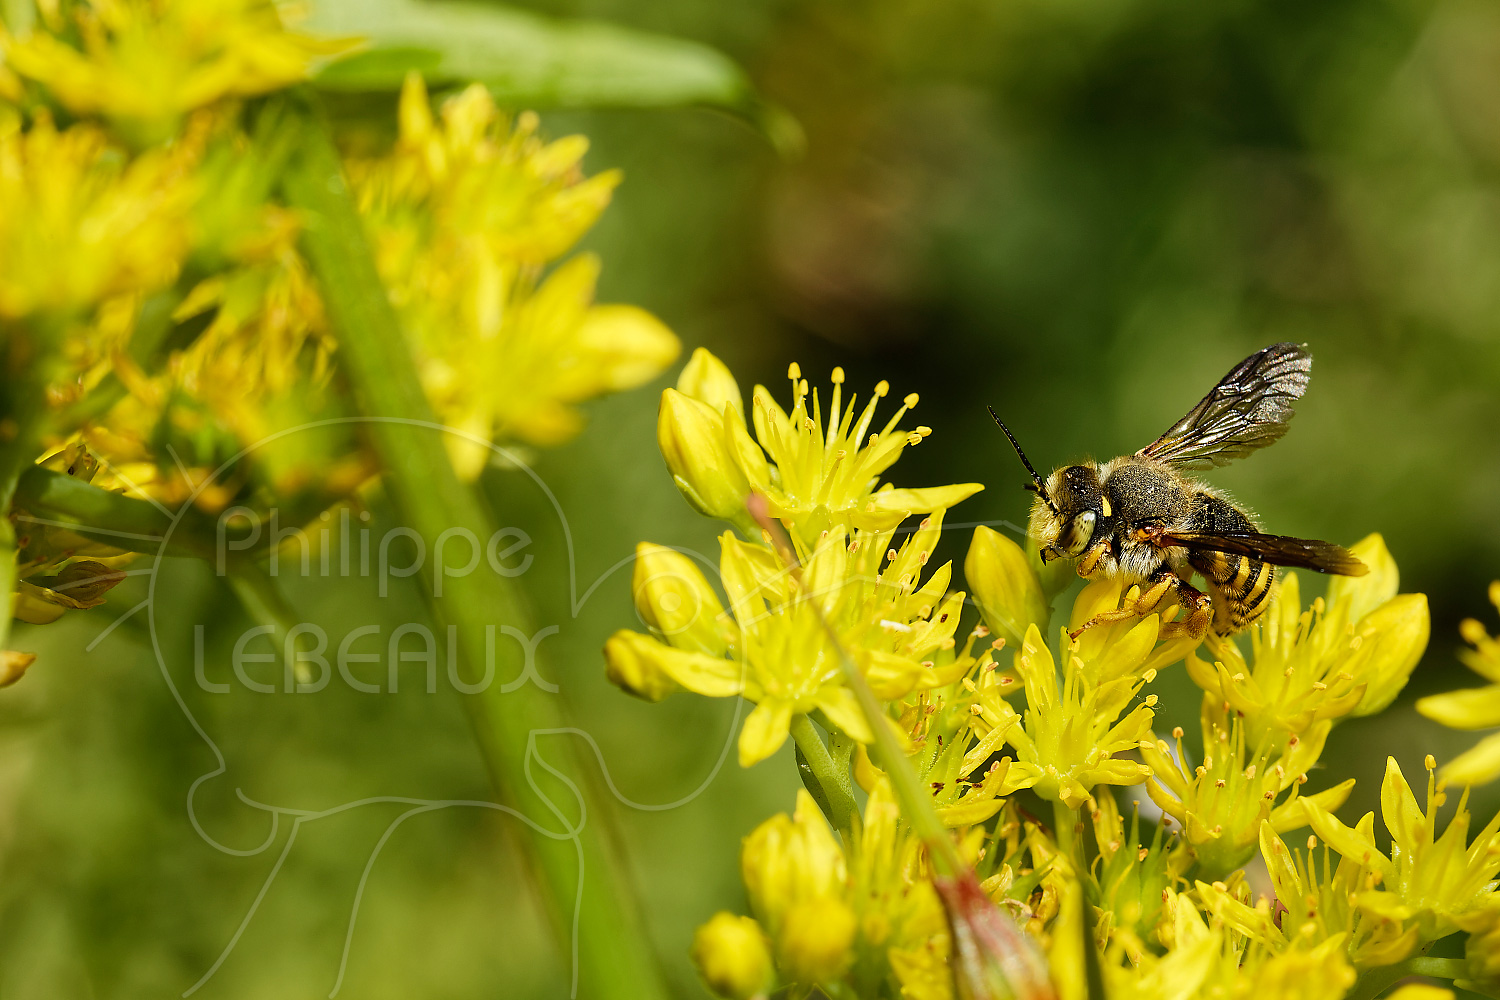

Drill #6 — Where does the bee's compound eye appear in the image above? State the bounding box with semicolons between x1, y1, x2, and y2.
1060;510;1097;555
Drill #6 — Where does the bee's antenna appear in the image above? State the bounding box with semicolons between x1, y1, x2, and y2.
987;406;1057;514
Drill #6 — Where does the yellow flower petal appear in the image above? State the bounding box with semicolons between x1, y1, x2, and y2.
865;483;985;515
739;698;794;766
1353;593;1430;716
1417;685;1500;731
602;629;743;701
632;542;730;656
1440;731;1500;787
1327;532;1399;624
1269;779;1355;833
575;304;680;392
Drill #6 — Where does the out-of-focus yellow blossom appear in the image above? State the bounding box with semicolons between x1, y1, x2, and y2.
1141;710;1352;879
351;74;678;477
1303;756;1500;942
659;349;982;537
970;579;1195;809
1418;582;1500;785
0;112;194;321
691;912;773;1000
11;442;134;625
741;789;857;985
605;512;967;766
1385;988;1455;1000
1186;535;1427;746
2;0;350;134
1455;899;1500;996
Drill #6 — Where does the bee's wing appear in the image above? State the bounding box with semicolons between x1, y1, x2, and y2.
1136;342;1312;470
1157;530;1368;576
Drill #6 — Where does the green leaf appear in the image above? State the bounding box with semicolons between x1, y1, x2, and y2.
305;0;753;110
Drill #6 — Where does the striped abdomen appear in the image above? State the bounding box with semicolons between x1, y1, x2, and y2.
1189;549;1275;635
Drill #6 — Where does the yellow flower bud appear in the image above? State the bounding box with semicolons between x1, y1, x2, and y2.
691;912;773;999
632;542;730;655
658;388;752;522
678;347;745;419
602;629;679;702
742;790;847;916
965;526;1049;649
777;896;856;985
602;629;744;703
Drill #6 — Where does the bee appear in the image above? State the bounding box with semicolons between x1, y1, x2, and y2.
990;342;1367;639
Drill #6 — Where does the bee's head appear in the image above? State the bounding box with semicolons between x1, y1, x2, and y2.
987;407;1102;564
1029;464;1101;561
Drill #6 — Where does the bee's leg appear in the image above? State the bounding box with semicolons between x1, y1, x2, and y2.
1067;605;1141;640
1131;571;1177;616
1159;576;1212;640
1066;569;1183;640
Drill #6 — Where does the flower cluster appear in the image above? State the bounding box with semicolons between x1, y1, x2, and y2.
348;74;679;477
0;6;677;654
608;349;979;766
609;348;1499;1000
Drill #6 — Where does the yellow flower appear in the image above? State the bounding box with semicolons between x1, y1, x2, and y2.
741;789;857;986
1303;755;1500;941
971;580;1191;809
605;512;967;766
1200;822;1418;970
1141;711;1352;879
1120;894;1357;1000
1186;535;1428;747
1417;582;1500;785
751;362;983;537
691;912;774;1000
0;112;193;320
350;75;679;477
2;0;349;134
659;349;982;537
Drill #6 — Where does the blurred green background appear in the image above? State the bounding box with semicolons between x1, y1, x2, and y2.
4;0;1500;995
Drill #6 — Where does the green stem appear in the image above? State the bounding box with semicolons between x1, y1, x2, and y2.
1344;945;1447;1000
790;713;857;837
1405;957;1465;980
225;562;300;648
749;500;962;877
276;94;665;1000
1052;798;1078;865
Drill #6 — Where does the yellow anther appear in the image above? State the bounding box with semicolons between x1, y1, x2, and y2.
787;362;801;380
831;366;844;384
874;380;889;397
904;392;919;408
